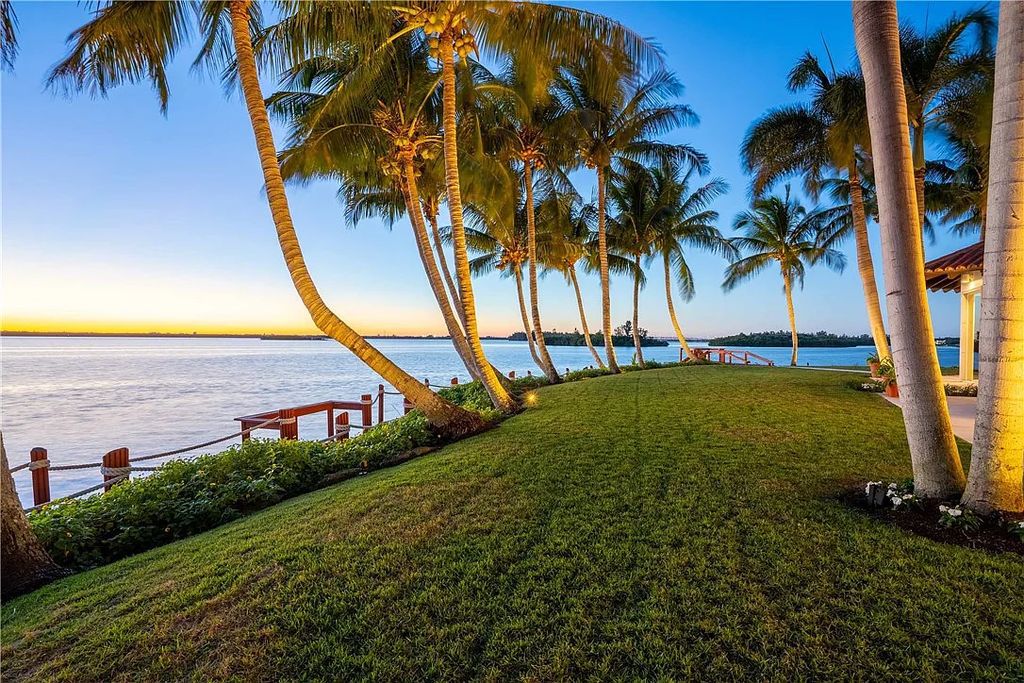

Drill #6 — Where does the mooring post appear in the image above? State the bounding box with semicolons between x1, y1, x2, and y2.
29;447;50;507
326;407;335;439
335;412;350;441
403;397;413;415
377;384;385;425
360;394;372;428
279;409;298;440
508;370;516;379
102;447;130;492
450;377;458;386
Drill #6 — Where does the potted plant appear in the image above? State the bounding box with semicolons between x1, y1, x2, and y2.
866;353;881;377
879;358;898;398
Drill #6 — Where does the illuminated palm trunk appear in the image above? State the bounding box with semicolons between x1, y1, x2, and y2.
569;265;605;368
523;162;560;382
438;40;517;412
596;165;620;372
663;251;693;359
427;210;464;327
514;266;544;371
848;164;891;360
962;0;1024;513
782;269;798;366
854;0;965;497
229;1;484;436
631;254;645;367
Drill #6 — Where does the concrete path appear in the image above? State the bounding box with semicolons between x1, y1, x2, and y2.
882;394;977;443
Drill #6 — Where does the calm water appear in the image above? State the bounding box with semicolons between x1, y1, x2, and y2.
0;336;965;503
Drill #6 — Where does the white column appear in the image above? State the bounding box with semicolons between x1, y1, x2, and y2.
959;272;982;381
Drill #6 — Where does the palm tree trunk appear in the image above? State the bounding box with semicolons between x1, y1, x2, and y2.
962;0;1024;514
523;162;560;382
427;210;464;326
664;251;692;359
569;265;605;368
853;0;965;498
402;158;481;382
631;254;645;367
228;1;485;436
514;266;544;371
782;269;799;366
1;434;64;602
912;124;927;240
438;40;517;412
848;163;891;360
596;165;620;372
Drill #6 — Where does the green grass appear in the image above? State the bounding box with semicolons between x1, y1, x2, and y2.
2;367;1021;680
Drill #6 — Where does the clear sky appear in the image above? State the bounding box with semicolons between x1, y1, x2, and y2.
1;1;984;337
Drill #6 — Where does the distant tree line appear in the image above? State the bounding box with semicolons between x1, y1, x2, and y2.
509;328;668;348
708;330;875;348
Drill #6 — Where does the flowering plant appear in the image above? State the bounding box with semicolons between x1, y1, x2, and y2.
885;481;918;509
1008;520;1024;541
938;504;982;531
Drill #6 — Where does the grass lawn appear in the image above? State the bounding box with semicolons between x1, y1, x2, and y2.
2;366;1021;680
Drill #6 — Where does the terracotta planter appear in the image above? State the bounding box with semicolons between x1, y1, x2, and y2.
868;361;880;377
884;382;899;398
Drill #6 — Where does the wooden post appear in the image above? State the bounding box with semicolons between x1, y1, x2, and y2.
360;394;372;428
103;447;130;492
403;397;413;415
450;377;458;386
279;409;298;440
508;370;516;379
240;420;251;443
326;407;335;440
29;447;50;507
335;412;350;441
377;384;385;425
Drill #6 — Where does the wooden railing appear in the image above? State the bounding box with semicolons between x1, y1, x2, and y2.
687;347;775;366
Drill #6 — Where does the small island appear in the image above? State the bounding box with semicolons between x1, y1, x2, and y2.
708;330;875;348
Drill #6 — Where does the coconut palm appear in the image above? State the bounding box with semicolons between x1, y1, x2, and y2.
723;188;845;366
0;0;16;70
382;2;662;408
743;55;891;362
555;60;705;372
49;1;485;435
962;0;1024;514
900;7;995;232
853;0;966;498
647;163;730;359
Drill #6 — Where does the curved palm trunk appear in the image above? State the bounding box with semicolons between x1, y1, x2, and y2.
523;163;560;382
402;159;481;382
438;42;517;412
912;125;927;241
427;210;464;325
962;0;1024;514
663;251;693;359
596;165;620;372
854;0;965;498
514;266;544;371
782;269;799;366
569;265;605;368
848;163;891;360
631;254;646;367
1;434;64;601
229;2;484;436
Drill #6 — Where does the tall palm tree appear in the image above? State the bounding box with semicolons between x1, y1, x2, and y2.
853;0;965;499
647;163;730;359
723;188;845;366
269;40;487;386
387;1;662;408
962;0;1024;514
49;1;486;435
899;7;995;232
743;55;891;362
0;0;16;70
478;57;569;382
555;57;704;372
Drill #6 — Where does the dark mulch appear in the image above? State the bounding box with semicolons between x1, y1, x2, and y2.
840;487;1024;556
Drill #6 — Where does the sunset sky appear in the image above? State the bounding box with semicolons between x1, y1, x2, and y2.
2;1;981;338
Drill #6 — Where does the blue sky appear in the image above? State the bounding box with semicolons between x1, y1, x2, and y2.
1;1;984;337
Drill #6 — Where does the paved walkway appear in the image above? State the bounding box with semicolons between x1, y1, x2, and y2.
882;394;978;443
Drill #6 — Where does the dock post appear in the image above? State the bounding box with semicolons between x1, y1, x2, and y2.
450;377;458;386
403;397;413;415
102;447;130;492
335;412;350;441
29;447;50;507
508;370;516;379
360;394;372;429
279;409;299;440
378;384;385;425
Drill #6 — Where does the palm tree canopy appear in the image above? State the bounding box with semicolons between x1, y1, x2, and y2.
724;187;845;292
1;0;17;71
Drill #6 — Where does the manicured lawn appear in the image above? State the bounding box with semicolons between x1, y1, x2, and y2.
2;367;1021;680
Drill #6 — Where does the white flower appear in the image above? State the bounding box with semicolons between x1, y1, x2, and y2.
888;483;897;490
950;508;963;517
939;505;949;513
902;494;913;500
892;497;903;507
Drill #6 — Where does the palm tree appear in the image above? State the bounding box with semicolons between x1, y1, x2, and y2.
387;1;662;408
0;0;16;70
899;7;995;232
853;0;966;498
49;1;486;436
554;57;704;372
962;0;1024;514
723;188;845;366
647;163;730;359
743;54;891;362
269;39;488;387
